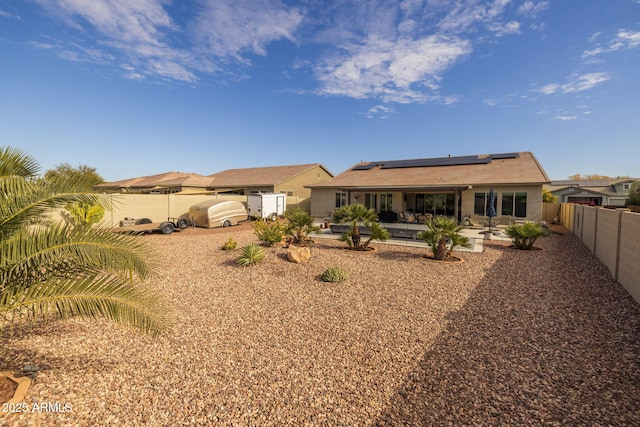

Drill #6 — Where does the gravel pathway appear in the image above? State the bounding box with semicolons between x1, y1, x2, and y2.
2;225;639;426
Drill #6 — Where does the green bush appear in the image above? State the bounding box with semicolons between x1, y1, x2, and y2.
504;221;549;250
236;243;266;266
626;181;640;206
221;238;238;251
252;218;286;246
321;266;349;283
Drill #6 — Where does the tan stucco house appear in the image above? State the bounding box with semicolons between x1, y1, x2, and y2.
95;172;214;194
547;178;639;207
208;163;333;211
307;152;550;224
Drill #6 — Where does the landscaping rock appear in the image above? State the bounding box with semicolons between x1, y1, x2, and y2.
286;245;311;263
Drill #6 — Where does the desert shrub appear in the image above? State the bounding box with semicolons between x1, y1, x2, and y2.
252;218;286;246
321;266;349;283
236;243;266;266
221;238;238;251
504;221;549;250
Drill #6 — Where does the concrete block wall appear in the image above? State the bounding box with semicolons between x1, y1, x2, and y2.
99;193;302;227
581;207;597;253
618;211;640;303
559;203;640;304
594;208;622;280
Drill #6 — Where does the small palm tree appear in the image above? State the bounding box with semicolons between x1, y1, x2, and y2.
0;146;169;336
332;204;390;250
504;221;549;250
417;216;471;261
284;207;320;245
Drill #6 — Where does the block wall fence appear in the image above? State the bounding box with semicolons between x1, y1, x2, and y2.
96;193;308;227
558;203;640;304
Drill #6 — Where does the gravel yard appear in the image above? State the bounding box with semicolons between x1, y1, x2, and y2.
2;224;639;426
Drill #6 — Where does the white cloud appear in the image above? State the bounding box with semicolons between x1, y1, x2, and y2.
438;0;512;32
366;104;396;119
34;0;174;45
26;0;542;102
316;35;471;103
554;115;577;121
32;0;197;81
0;9;20;19
192;0;304;60
537;72;611;95
583;29;640;58
517;1;549;17
488;20;521;37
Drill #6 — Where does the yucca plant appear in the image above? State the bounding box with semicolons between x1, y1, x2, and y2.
417;216;471;261
236;243;266;266
0;146;169;336
332;204;390;250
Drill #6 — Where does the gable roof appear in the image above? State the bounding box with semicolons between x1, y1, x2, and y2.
96;172;213;190
208;163;332;188
307;152;549;190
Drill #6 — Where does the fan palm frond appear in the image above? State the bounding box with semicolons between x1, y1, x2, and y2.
1;269;170;336
1;145;168;336
0;146;40;178
1;223;157;286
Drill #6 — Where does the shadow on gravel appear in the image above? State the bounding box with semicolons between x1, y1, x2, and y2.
376;232;640;426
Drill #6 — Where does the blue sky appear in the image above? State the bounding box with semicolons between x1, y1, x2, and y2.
1;0;638;182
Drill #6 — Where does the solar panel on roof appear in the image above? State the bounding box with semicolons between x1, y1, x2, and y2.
488;152;519;160
352;163;382;170
352;152;520;171
380;156;489;168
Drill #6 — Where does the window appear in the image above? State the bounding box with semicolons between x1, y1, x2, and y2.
380;193;393;211
501;193;513;216
475;192;497;216
623;183;631;191
364;193;377;209
501;192;527;218
335;192;347;208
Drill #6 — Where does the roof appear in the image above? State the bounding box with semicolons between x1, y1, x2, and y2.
547;178;640;197
96;172;213;189
307;152;549;190
208;163;332;188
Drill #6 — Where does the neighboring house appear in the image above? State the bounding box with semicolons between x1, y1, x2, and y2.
547;178;639;207
95;172;214;194
307;152;550;223
208;163;332;196
208;163;333;211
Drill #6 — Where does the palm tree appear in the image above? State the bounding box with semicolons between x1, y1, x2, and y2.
284;207;320;245
332;204;390;250
0;146;169;336
417;216;471;261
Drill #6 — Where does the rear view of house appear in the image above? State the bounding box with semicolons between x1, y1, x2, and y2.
307;152;550;224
